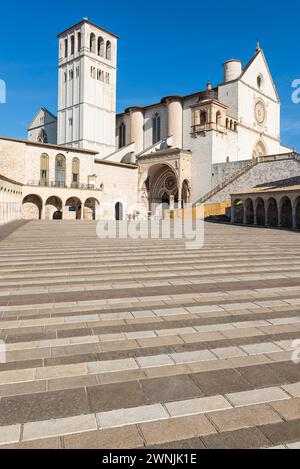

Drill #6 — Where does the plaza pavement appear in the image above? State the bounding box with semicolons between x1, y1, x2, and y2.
0;220;300;449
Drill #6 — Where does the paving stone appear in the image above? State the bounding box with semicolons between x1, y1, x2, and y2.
240;342;283;355
63;426;144;449
36;363;88;380
190;369;253;395
268;362;300;382
282;382;300;397
47;374;98;392
259;419;300;446
209;403;283;432
0;388;90;425
87;358;138;374
136;354;174;368
212;346;247;359
0;424;21;445
140;375;202;403
0;368;36;385
0;380;47;398
137;335;184;348
23;414;97;441
202;427;272;449
270;397;300;420
238;364;288;387
87;381;148;412
286;441;300;449
170;350;216;364
140;413;216;446
0;437;61;449
165;395;232;417
147;437;206;449
97;404;168;429
226;386;290;408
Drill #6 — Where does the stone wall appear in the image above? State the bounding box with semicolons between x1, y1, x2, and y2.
0;175;23;224
208;158;300;204
211;160;252;187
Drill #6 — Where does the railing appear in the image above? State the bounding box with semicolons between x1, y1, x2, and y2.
26;180;102;191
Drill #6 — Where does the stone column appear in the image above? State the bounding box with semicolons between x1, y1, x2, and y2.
231;205;235;224
292;207;297;230
253;204;257;226
129;107;144;154
165;97;183;149
80;204;84;220
243;206;247;225
278;205;282;227
265;203;269;227
4;191;7;222
178;183;182;210
41;203;45;220
0;191;3;223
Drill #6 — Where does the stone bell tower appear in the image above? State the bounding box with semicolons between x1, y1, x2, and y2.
57;18;118;156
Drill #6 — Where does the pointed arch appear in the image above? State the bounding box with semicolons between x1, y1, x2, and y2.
252;140;267;159
90;33;96;53
98;36;104;57
106;41;112;60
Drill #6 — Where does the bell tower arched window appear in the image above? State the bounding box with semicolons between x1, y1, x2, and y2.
90;33;96;53
106;41;112;60
98;37;104;57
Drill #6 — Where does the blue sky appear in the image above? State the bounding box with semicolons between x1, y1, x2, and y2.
0;0;299;149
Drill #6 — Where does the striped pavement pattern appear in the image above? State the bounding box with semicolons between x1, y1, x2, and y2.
0;220;300;449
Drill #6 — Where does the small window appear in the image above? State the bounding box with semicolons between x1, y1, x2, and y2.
257;74;264;90
70;36;75;55
216;111;222;126
72;158;80;187
77;32;81;52
152;112;161;144
40;153;49;184
75;66;80;78
68;118;73;126
69;70;74;80
64;72;67;82
119;122;126;149
64;39;68;58
200;111;207;126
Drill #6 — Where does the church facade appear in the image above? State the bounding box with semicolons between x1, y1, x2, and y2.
0;18;293;223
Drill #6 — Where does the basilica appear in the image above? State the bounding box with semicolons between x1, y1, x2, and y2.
0;18;296;224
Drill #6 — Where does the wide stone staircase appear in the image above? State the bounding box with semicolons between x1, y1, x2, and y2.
0;220;300;449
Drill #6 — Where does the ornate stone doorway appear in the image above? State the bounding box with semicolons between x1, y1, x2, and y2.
138;148;192;218
144;164;179;218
